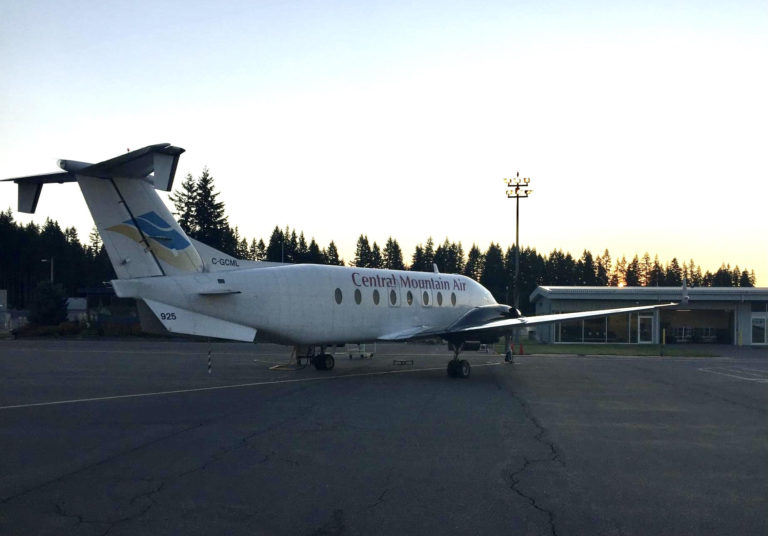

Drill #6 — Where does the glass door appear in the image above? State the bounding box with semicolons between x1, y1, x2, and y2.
752;316;767;345
638;314;654;344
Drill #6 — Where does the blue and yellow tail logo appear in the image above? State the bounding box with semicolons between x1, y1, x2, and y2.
107;212;201;271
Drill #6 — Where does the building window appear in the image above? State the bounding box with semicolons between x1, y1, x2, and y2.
406;291;413;305
334;288;342;304
354;288;362;305
437;292;443;306
373;289;380;305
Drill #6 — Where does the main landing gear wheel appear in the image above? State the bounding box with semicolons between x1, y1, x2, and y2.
314;354;335;371
505;350;514;363
447;359;470;379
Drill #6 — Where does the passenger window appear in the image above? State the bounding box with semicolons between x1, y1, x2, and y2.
407;291;413;305
437;292;443;306
373;289;380;305
390;289;397;305
451;292;456;306
423;291;429;305
355;288;362;304
335;288;342;304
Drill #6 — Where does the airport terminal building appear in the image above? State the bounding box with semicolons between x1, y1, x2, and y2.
530;286;768;347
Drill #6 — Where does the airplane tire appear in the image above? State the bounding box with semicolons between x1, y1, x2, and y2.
457;360;471;379
323;354;335;371
314;356;326;371
505;351;513;363
446;360;458;378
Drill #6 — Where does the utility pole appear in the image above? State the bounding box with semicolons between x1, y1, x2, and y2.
504;172;532;310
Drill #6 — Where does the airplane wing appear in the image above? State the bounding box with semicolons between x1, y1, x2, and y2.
453;302;678;335
382;301;680;342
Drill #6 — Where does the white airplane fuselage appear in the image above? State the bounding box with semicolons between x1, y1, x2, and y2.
113;264;497;345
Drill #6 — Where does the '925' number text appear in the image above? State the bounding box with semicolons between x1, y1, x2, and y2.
160;312;177;320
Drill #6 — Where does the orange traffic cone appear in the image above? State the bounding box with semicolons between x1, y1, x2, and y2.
518;342;524;355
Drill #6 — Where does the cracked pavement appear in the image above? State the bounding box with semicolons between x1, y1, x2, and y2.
1;340;766;535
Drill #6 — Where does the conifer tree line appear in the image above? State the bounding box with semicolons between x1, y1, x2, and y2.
0;210;113;309
0;167;758;311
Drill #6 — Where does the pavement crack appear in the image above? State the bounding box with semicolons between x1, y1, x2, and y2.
501;378;563;536
508;456;559;536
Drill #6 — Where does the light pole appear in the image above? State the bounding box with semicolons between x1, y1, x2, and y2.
41;257;54;283
504;172;532;310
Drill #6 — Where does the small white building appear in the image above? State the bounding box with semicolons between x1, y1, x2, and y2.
530;286;768;347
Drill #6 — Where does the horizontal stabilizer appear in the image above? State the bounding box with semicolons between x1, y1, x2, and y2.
3;172;75;213
143;299;256;342
73;143;185;190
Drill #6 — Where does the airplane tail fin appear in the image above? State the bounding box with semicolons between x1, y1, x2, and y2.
4;144;204;279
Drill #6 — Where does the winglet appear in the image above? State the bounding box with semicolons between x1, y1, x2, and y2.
682;278;689;305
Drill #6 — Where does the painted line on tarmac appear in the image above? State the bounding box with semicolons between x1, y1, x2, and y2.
0;362;505;411
698;367;768;383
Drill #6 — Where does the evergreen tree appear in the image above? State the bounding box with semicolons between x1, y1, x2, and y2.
295;232;309;264
612;256;627;286
731;266;741;287
688;259;703;287
479;243;506;302
423;237;435;269
712;264;733;286
307;238;325;264
625;255;641;286
596;249;611;286
649;255;666;286
250;238;266;261
665;258;683;286
463;244;484;281
370;242;383;269
383;237;405;270
545;249;576;285
433;239;465;274
325;241;343;266
192;167;230;250
265;226;285;262
285;228;298;263
575;250;597;285
169;173;197;235
88;226;102;255
353;235;372;267
410;244;426;272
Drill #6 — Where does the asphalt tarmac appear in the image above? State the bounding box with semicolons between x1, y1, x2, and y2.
0;340;766;535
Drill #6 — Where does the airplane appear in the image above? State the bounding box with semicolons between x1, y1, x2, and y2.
4;144;686;378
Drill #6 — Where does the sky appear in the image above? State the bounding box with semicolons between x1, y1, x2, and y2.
1;0;766;284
